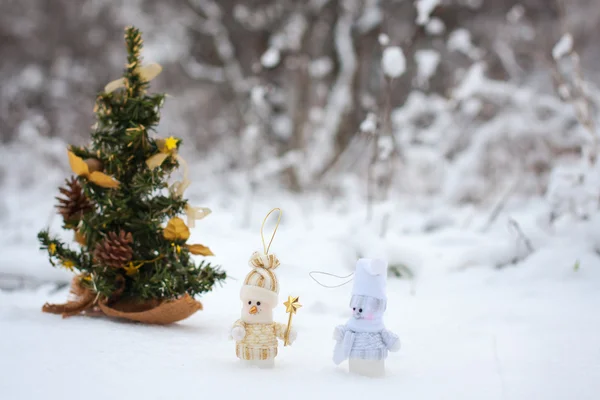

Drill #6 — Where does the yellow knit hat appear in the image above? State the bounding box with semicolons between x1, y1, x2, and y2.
240;251;280;306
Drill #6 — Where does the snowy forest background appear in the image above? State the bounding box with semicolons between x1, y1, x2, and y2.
1;0;600;284
2;2;600;399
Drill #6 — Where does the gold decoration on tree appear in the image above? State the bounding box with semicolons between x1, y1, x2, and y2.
163;217;190;241
56;177;94;223
185;204;211;228
123;262;143;276
163;218;214;256
145;136;192;197
74;230;87;246
93;231;134;268
145;136;178;170
122;255;164;277
61;259;76;271
68;150;120;189
187;244;214;256
104;63;162;93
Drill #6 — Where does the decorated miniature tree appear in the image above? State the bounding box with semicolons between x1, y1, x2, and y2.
38;26;226;324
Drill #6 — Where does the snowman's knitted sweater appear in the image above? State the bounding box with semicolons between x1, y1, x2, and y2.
334;326;399;362
232;320;287;361
349;331;396;360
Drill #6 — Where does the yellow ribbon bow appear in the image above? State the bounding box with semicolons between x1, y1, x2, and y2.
67;150;119;189
104;63;163;93
145;136;191;198
162;218;214;256
185;204;211;228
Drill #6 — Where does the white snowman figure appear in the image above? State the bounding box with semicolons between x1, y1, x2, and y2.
333;258;400;377
230;252;297;368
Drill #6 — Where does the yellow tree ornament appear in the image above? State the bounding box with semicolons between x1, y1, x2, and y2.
163;218;214;256
185;204;211;228
146;136;179;170
104;63;162;93
67;150;119;189
163;217;190;241
187;244;214;256
145;136;192;198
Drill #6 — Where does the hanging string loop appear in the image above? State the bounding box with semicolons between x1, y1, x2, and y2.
261;207;282;254
309;271;354;288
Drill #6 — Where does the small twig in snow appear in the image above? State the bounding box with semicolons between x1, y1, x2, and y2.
508;218;534;255
481;176;522;232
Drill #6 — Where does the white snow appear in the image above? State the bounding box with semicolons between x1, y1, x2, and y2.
415;0;440;26
309;57;333;78
415;49;441;87
360;112;377;134
272;115;293;140
382;47;407;79
2;114;600;398
356;1;383;33
261;47;281;68
507;4;526;24
378;33;390;46
546;161;600;220
270;13;308;52
378;136;394;159
426;17;445;35
250;86;268;107
552;33;574;60
461;0;484;8
448;28;473;54
2;195;600;399
19;65;44;90
448;28;483;59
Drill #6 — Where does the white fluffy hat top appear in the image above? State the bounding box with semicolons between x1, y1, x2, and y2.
351;258;388;300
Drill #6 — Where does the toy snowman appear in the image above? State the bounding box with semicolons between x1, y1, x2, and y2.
230;251;297;368
333;258;400;377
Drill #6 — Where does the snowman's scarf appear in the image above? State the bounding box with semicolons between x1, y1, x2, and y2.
334;331;355;365
333;315;386;364
344;315;386;332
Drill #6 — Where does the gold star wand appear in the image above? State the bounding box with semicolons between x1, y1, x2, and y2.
283;295;302;346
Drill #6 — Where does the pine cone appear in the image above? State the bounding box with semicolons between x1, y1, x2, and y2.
56;177;93;222
93;231;134;268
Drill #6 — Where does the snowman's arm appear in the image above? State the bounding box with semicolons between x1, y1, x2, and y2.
232;319;245;330
275;322;298;343
230;319;247;341
275;323;293;340
382;329;400;351
333;325;346;342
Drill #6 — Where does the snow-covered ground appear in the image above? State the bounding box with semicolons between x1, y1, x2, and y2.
2;190;600;400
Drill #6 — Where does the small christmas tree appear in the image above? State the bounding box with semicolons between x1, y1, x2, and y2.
38;26;226;323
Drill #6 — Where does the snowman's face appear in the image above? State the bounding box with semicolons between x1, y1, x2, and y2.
241;297;274;323
350;295;386;320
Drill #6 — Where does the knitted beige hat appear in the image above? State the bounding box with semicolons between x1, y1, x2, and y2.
240;251;280;306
